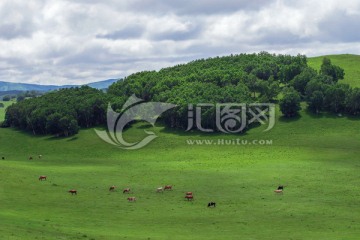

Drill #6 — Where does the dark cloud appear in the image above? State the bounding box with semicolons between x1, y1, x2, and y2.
318;10;360;43
125;0;275;15
96;25;144;40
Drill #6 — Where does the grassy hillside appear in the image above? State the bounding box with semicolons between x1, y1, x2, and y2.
308;54;360;88
0;100;15;122
1;106;360;239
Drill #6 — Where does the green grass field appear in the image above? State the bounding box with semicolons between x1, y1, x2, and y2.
1;105;360;239
308;54;360;88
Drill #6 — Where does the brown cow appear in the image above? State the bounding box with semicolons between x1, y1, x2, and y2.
164;185;172;190
68;189;77;195
127;197;136;202
185;192;193;195
38;176;47;181
123;188;131;193
185;195;193;201
109;185;116;191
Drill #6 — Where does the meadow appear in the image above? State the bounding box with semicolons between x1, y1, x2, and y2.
1;103;360;239
1;54;360;239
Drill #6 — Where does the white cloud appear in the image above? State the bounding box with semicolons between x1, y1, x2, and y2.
0;0;359;85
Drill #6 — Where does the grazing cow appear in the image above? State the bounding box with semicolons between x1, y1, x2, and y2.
1;157;4;160
38;155;42;159
29;156;33;160
127;197;136;202
38;175;47;181
277;185;284;190
185;192;193;195
156;187;163;193
185;195;193;201
68;189;77;195
208;202;216;207
109;185;116;191
164;185;172;190
123;188;131;193
274;189;283;194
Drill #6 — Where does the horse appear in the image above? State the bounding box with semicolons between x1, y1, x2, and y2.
164;185;172;190
185;195;193;201
123;188;131;193
109;185;116;191
208;202;216;207
68;189;77;195
127;197;136;202
38;176;47;181
156;187;164;193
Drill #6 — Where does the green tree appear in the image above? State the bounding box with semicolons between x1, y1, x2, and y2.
279;87;301;117
307;90;324;114
320;57;345;82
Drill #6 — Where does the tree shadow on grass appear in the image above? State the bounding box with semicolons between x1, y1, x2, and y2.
278;114;301;123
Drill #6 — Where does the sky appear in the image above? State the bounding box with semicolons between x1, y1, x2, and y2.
0;0;360;85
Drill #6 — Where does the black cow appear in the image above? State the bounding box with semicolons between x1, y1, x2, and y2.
207;202;216;207
277;185;284;190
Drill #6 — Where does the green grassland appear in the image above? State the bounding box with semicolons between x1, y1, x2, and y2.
308;54;360;88
1;105;360;239
0;100;15;122
1;55;360;239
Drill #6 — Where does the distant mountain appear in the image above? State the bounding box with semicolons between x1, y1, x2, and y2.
0;78;120;92
86;79;119;89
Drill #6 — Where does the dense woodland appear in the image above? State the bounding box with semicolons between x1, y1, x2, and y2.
3;52;360;136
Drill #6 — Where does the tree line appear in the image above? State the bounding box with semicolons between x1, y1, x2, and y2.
3;86;110;136
2;52;359;136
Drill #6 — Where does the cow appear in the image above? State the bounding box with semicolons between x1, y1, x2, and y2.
156;187;164;193
123;188;131;193
208;202;216;207
68;189;77;195
38;175;47;181
164;185;172;190
277;185;284;190
185;192;193;195
29;156;33;160
38;155;42;159
274;189;283;194
109;185;116;191
185;195;193;201
1;157;4;160
127;197;136;202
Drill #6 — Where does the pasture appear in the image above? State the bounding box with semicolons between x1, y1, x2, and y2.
1;106;360;239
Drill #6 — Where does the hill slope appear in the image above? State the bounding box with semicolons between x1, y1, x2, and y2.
308;54;360;88
0;106;359;239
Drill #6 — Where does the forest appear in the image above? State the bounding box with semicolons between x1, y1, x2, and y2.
3;52;360;136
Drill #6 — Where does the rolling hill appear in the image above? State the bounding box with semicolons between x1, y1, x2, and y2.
308;54;360;88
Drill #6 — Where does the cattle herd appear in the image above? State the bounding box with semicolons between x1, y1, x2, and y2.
36;174;219;207
2;155;286;207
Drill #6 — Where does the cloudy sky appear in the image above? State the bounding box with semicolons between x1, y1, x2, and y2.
0;0;360;85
